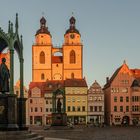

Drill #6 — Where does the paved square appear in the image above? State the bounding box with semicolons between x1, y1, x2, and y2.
31;126;140;140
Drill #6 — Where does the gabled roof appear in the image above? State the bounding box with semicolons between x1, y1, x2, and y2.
131;69;140;78
104;61;132;89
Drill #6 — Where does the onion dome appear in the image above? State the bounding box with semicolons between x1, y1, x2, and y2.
65;16;80;35
36;17;51;36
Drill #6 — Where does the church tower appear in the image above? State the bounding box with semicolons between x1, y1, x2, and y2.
63;16;83;79
32;17;52;82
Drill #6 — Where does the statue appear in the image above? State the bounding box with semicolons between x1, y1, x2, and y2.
57;98;62;113
0;58;10;93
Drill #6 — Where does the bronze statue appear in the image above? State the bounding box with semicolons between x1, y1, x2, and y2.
0;58;10;93
57;98;62;113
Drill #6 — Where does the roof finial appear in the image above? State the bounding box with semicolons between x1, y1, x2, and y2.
15;13;19;34
123;60;126;64
72;11;74;16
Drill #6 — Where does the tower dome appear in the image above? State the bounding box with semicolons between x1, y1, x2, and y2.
65;16;80;35
36;16;51;36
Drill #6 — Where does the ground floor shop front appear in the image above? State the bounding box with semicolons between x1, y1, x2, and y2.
67;115;87;125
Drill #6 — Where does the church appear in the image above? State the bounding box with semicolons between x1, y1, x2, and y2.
32;16;83;82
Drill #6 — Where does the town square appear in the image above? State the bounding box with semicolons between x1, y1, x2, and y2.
0;0;140;140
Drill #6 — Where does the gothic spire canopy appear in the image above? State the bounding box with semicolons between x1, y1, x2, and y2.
36;16;51;36
65;16;80;35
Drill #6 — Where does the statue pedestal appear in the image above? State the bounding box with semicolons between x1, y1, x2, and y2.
17;98;28;130
0;94;18;130
51;113;67;126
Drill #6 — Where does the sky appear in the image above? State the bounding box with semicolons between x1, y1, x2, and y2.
0;0;140;88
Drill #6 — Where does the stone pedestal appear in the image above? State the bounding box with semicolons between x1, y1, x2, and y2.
52;113;67;126
17;98;28;130
0;94;18;130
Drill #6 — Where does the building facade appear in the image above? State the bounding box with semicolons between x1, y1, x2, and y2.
87;80;104;125
65;79;88;124
104;61;140;125
28;15;87;126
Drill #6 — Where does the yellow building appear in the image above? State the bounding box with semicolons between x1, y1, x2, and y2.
65;79;88;124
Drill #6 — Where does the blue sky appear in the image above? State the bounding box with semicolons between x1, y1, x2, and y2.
0;0;140;88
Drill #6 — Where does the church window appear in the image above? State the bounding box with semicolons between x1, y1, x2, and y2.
41;73;45;80
70;50;76;63
40;51;45;64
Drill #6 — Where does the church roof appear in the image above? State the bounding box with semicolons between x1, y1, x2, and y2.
65;16;80;35
52;56;63;63
36;16;51;36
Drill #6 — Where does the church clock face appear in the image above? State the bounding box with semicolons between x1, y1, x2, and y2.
70;34;75;39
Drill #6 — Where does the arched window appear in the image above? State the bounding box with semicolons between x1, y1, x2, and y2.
71;73;74;79
40;51;45;64
41;73;45;80
70;50;76;63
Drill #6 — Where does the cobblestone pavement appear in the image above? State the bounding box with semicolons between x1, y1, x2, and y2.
30;125;140;140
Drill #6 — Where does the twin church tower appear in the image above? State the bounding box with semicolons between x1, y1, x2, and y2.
32;16;83;82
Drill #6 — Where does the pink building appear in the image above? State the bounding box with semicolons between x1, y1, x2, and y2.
104;61;140;125
87;80;104;125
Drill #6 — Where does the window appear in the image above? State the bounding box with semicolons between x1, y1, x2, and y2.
126;96;129;102
30;108;33;112
99;106;102;112
120;106;123;112
90;106;93;112
68;106;71;112
89;96;93;100
46;100;48;104
41;73;45;80
82;106;85;111
114;96;117;102
114;106;117;112
126;106;129;112
120;97;123;102
40;107;42;112
35;107;38;112
70;50;76;63
72;97;75;102
77;106;81;111
94;106;97;112
40;51;45;64
72;106;75;111
50;108;52;112
46;108;48;112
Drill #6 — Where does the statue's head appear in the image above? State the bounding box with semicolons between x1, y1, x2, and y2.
2;58;6;63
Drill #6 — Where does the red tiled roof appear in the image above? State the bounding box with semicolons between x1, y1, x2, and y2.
64;79;87;87
52;56;63;63
131;69;140;78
